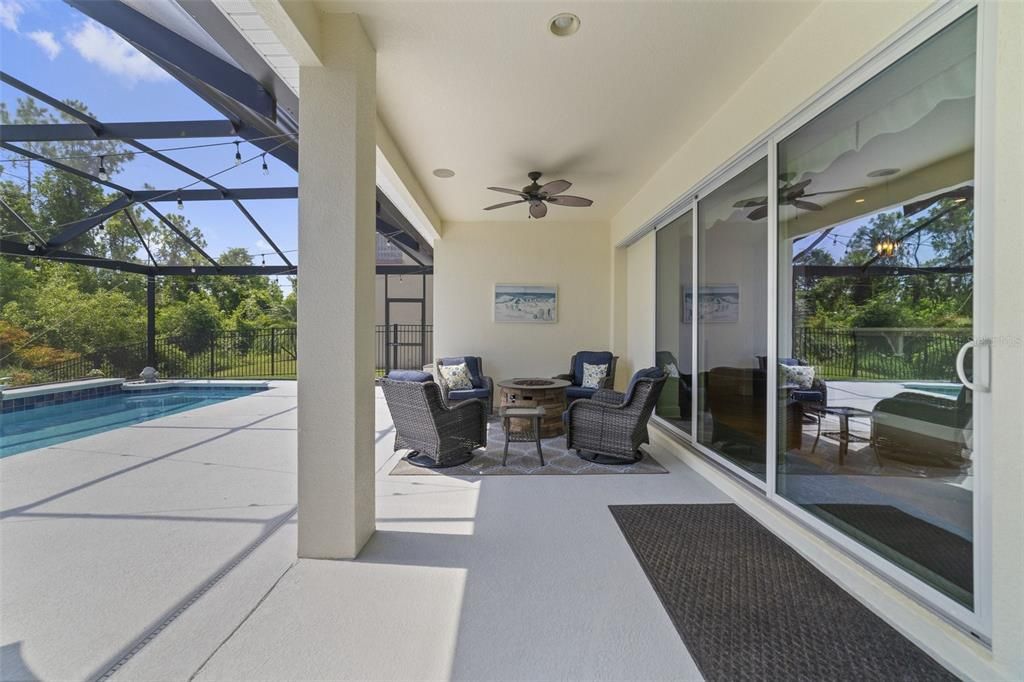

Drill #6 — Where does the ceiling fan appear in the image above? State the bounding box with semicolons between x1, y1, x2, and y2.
484;171;594;219
734;173;865;220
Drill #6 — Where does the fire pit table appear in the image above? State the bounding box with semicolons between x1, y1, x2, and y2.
497;377;571;438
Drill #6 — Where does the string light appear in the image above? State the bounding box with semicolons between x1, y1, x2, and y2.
98;221;105;232
234;141;242;166
177;192;184;211
27;243;37;252
261;254;266;265
261;153;269;176
97;156;108;181
0;132;296;165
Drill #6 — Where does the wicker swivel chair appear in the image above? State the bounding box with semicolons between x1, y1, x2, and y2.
554;351;618;402
564;367;666;464
381;370;488;468
435;356;494;414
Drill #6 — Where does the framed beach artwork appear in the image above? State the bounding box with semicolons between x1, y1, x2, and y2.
683;284;739;323
494;284;558;323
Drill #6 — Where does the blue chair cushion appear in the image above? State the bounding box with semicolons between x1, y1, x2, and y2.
387;370;433;383
624;367;664;403
571;351;613;386
447;387;490;402
441;356;485;389
566;385;597;400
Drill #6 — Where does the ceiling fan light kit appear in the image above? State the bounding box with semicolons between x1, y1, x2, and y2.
484;171;594;219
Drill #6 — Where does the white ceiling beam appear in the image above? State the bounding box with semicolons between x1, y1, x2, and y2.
249;0;322;66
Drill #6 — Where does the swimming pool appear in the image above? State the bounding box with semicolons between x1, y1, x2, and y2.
901;382;962;398
0;386;267;458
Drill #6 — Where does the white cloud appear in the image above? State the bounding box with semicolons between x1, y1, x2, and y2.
27;30;60;59
67;19;170;84
0;0;23;32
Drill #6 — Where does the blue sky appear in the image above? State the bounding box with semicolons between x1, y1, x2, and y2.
0;0;298;273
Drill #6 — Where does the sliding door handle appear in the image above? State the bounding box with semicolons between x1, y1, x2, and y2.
956;339;989;393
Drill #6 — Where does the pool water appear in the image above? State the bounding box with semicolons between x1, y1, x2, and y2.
0;388;266;458
901;382;963;398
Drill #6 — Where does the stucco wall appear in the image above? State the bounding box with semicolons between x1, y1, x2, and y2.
433;221;611;391
625;232;655;379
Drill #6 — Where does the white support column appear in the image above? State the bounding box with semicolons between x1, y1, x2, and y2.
296;13;377;559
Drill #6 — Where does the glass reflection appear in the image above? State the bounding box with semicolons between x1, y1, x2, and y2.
775;10;977;607
655;210;694;434
696;158;769;478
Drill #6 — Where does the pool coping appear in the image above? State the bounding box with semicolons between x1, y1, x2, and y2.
1;378;125;401
121;380;270;392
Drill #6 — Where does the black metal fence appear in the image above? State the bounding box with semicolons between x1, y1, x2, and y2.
793;327;972;381
376;324;433;376
41;325;433;382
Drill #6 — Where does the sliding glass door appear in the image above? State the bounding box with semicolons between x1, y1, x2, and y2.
655;210;693;434
696;158;769;479
774;9;978;608
650;3;984;626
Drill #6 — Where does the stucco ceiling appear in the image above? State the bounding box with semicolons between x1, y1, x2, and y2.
310;0;817;223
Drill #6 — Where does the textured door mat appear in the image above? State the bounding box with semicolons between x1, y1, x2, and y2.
817;504;972;595
609;504;957;681
388;420;668;476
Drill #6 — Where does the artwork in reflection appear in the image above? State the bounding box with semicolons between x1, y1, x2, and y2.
494;284;557;323
683;284;739;323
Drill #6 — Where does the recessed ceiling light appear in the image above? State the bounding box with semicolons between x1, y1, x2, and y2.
866;168;900;178
432;168;455;178
549;13;580;37
854;198;865;203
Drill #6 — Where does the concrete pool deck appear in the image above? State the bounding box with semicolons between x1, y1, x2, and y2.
0;380;726;680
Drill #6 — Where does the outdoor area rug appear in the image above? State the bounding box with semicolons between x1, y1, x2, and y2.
609;504;956;681
388;419;668;476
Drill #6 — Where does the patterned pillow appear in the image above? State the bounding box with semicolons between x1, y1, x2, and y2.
581;362;609;389
439;362;474;390
780;363;815;389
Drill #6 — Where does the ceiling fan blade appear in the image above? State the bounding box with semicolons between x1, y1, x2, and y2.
530;201;548;219
487;186;528;198
733;197;767;208
539;179;572;196
792;200;823;211
802;186;867;198
546;195;593;207
783;178;813;195
747;206;768;221
484;199;527;211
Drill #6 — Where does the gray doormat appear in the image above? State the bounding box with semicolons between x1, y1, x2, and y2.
389;420;667;476
609;504;956;681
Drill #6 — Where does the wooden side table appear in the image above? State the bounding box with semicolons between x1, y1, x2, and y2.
499;406;546;466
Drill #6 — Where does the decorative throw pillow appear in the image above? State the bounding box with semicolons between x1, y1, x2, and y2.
780;363;816;389
581;362;609;389
439;362;473;390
